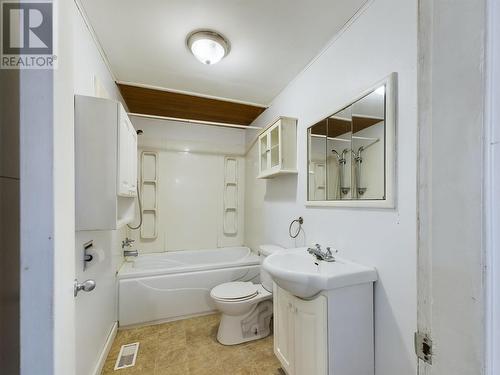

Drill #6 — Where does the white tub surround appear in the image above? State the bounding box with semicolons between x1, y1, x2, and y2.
127;116;247;254
118;247;260;326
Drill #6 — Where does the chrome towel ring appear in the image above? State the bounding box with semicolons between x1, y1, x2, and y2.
289;217;304;238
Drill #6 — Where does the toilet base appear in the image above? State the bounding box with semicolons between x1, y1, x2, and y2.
216;300;273;345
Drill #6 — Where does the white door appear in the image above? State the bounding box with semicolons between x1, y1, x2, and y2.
417;1;488;374
486;2;500;373
20;1;76;374
293;295;327;375
274;286;295;374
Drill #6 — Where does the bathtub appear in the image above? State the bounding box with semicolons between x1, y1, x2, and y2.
118;246;260;326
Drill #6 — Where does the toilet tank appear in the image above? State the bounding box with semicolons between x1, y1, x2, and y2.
259;245;284;292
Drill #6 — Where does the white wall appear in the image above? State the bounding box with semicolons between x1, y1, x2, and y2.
73;4;124;104
73;3;127;375
245;0;417;374
129;117;246;252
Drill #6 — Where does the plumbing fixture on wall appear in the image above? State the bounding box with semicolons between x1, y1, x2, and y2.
122;237;138;257
331;148;351;196
127;182;143;230
352;138;379;197
122;238;139;257
353;147;366;197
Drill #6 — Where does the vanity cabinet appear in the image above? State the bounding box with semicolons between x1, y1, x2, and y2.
75;95;137;231
274;285;295;373
274;285;327;375
273;283;374;375
257;117;297;179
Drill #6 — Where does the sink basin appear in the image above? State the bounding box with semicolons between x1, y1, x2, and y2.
263;247;377;298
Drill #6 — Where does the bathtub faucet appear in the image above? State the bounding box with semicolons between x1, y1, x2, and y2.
122;237;138;257
124;249;138;257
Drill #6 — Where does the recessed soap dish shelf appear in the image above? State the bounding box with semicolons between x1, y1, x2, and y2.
140;151;159;240
223;157;238;236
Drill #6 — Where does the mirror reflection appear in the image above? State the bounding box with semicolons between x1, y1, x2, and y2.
308;84;386;201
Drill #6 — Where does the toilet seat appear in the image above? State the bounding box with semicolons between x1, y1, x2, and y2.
211;282;259;302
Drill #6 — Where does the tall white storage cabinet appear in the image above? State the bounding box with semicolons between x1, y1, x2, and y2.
75;95;137;231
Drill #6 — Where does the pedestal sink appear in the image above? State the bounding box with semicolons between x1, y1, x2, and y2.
262;247;377;298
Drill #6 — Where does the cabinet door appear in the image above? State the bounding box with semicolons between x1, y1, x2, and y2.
268;120;282;172
259;131;269;175
117;105;137;197
117;106;131;196
274;285;295;374
293;295;328;375
128;118;138;195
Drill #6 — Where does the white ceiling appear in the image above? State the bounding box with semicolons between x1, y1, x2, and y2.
81;0;367;106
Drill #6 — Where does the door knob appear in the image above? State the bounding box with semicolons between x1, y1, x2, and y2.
74;279;96;297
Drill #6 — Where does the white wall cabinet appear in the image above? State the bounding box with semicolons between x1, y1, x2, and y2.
257;117;297;179
274;283;374;375
75;95;137;231
274;285;327;375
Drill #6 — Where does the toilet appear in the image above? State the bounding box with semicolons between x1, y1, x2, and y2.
210;244;284;345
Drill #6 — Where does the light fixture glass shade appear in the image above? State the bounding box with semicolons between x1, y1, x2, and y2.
187;30;230;65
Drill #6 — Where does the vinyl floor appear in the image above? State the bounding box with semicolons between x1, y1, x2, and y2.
101;314;283;375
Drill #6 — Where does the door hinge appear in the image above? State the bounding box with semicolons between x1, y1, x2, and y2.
414;332;432;364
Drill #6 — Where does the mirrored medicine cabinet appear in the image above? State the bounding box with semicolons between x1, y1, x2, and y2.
307;73;397;208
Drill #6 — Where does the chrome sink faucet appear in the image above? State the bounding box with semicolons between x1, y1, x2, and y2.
122;237;138;257
307;244;337;262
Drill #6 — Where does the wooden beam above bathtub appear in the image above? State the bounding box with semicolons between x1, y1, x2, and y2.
117;83;267;126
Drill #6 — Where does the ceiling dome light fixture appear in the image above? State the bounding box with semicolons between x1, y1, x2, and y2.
187;30;230;65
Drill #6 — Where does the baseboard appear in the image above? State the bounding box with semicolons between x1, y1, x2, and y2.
118;311;218;330
92;321;118;375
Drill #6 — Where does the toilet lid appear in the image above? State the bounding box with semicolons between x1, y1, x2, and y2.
211;282;259;300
